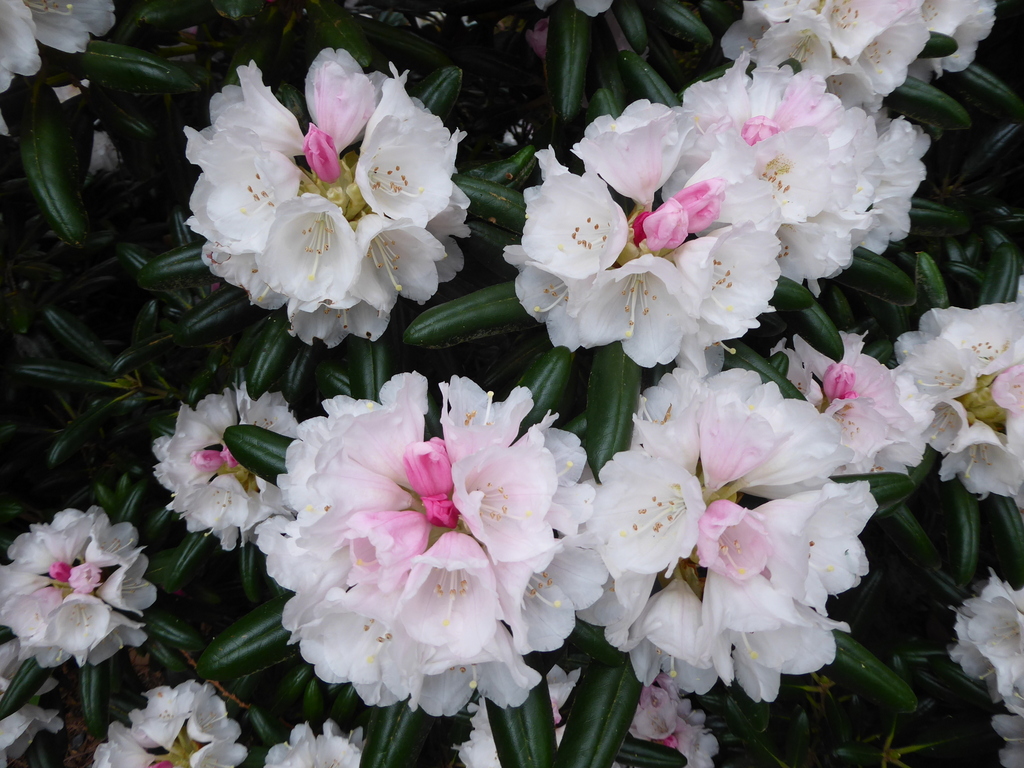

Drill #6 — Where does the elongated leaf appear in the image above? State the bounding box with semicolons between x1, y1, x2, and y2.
646;0;712;46
329;683;361;727
248;704;292;745
110;333;175;375
80;660;111;738
82;41;201;94
586;342;641;479
553;659;643;768
788;300;843;360
145;607;205;651
316;360;352;398
885;76;970;129
137;242;211;290
272;664;314;713
174;287;264;347
347;336;396;402
909;199;971;236
404;282;535;348
9;359;116;393
213;0;262;19
246;313;300;399
0;658;50;720
943;62;1024;122
352;16;452;72
240;543;264;603
877;503;941;568
306;0;373;67
547;0;591;120
21;78;89;247
47;396;139;468
823;630;917;712
831;473;915;516
455;175;527;233
487;677;556;768
979;242;1023;304
361;700;435;768
984;494;1024;589
612;0;647;54
223;424;295;482
915;251;950;310
466;146;537;189
919;31;958;57
617;50;679;107
409;65;463;120
942;478;980;586
39;305;114;370
771;276;814;311
615;736;684;768
197;594;295;679
517;346;573;430
163;530;218;592
833;248;917;306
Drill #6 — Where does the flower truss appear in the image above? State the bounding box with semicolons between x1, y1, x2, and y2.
582;368;877;702
505;98;781;369
676;55;926;283
619;673;718;768
265;721;362;768
951;572;1024;767
776;331;931;474
458;665;579;768
0;507;156;667
185;49;468;347
0;640;61;765
0;0;114;133
256;372;604;716
722;0;995;108
895;302;1024;500
93;681;247;768
153;385;298;550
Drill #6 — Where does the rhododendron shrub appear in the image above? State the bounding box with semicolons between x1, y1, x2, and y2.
2;0;1024;764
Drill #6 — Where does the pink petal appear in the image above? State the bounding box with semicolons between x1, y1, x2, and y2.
49;561;72;582
641;199;691;251
69;562;103;594
740;115;782;146
190;449;225;472
403;438;454;498
526;19;549;59
303;123;341;183
668;178;726;234
823;362;858;401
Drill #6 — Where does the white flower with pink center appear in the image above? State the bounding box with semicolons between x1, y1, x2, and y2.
505;101;781;368
896;303;1024;500
185;49;467;347
775;331;931;473
153;385;298;550
93;681;246;768
0;507;156;667
257;372;600;716
583;367;876;702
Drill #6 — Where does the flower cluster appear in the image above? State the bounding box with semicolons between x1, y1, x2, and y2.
505;97;781;369
951;573;1024;767
0;507;155;667
93;681;247;768
894;302;1024;500
153;386;298;550
621;673;718;768
722;0;994;108
776;331;931;474
185;49;467;347
257;373;603;715
0;640;61;765
582;368;876;701
265;721;362;768
0;0;114;134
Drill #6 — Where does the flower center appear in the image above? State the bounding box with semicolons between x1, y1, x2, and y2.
190;446;259;492
957;372;1009;432
618;178;726;264
403;438;459;529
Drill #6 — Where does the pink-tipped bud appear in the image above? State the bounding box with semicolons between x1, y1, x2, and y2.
670;178;726;234
423;494;459;529
641;199;691;251
639;178;727;250
741;115;782;146
220;447;239;468
526;18;549;60
632;211;653;246
403;438;454;498
49;561;72;582
303;124;341;183
191;449;225;473
69;562;103;594
152;762;175;768
823;363;858;401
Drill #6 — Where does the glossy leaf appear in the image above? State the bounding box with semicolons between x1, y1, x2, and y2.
586;342;641;479
404;282;535;348
823;630;918;713
196;594;295;679
222;424;295;482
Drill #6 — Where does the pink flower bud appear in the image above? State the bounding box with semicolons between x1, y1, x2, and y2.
638;178;727;250
191;449;225;473
670;178;726;234
740;115;782;146
220;446;239;468
641;199;691;251
303;123;341;183
49;561;72;582
69;562;103;594
423;494;460;529
404;438;454;498
526;19;549;60
823;363;858;401
152;762;175;768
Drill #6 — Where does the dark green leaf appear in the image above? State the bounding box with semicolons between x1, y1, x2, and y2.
823;630;918;713
547;0;591;121
487;678;557;768
360;700;435;768
404;282;535;348
82;41;202;94
409;66;463;120
174;287;265;347
586;342;641;479
222;424;295;482
885;76;971;129
196;594;295;679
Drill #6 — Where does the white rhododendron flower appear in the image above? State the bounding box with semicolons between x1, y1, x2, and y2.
0;0;114;133
583;368;876;702
994;714;1024;768
776;332;931;473
0;640;61;765
721;0;930;109
265;721;362;768
458;665;579;768
621;673;718;768
909;0;997;79
895;302;1024;500
506;99;781;368
153;385;298;550
0;507;156;666
257;372;602;716
185;49;467;347
93;681;247;768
